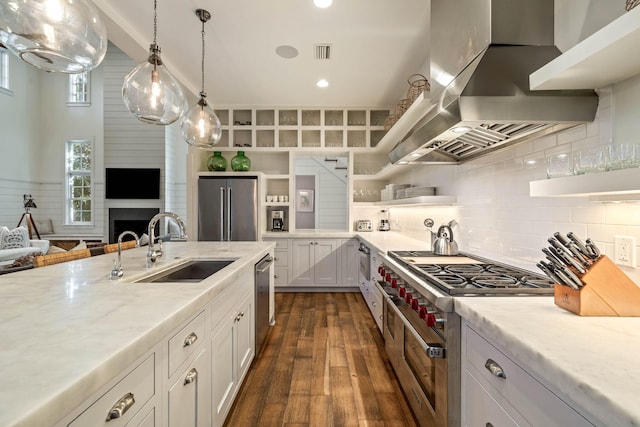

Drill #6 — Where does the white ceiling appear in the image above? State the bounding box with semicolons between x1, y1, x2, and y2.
92;0;430;108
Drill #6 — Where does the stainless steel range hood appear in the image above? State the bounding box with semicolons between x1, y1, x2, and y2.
388;0;599;165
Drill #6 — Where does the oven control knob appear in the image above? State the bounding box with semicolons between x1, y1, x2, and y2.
411;298;419;311
425;313;437;327
418;304;428;318
390;278;398;288
378;266;385;275
385;272;391;282
398;286;406;298
404;291;413;304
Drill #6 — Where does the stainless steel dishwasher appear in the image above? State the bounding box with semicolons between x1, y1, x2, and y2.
255;254;274;356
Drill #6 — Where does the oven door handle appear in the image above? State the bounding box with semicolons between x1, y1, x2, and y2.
402;312;446;359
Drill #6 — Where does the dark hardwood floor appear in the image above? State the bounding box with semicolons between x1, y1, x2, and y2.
224;292;418;427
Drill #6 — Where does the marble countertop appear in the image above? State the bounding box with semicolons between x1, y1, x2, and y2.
0;241;274;427
355;231;430;254
456;296;640;427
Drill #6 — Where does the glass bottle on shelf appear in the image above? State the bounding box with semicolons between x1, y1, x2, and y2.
231;151;251;171
207;151;227;171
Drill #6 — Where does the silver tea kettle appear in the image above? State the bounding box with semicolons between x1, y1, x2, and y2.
433;224;459;256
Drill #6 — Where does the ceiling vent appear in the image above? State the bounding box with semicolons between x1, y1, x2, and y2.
314;44;332;60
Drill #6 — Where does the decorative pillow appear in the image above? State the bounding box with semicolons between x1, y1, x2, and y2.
0;226;30;250
71;241;87;251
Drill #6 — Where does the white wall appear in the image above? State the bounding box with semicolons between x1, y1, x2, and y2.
0;54;42;226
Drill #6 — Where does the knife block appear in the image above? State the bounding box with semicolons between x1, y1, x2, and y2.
554;255;640;316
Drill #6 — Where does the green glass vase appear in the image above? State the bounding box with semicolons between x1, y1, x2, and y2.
207;151;227;171
231;151;251;171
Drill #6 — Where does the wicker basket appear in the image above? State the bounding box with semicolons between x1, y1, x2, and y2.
627;0;640;10
406;74;430;103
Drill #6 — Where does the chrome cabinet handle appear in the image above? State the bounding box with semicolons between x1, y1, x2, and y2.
274;274;279;279
106;392;135;421
183;332;198;347
485;359;506;379
235;312;245;322
486;423;494;427
184;368;198;385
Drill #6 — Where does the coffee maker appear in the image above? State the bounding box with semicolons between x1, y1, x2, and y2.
270;210;285;231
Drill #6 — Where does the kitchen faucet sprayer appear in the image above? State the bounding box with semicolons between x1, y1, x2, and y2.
110;231;140;279
146;212;188;267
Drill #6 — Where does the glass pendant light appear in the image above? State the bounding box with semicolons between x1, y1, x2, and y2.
0;0;107;73
122;0;186;125
180;9;222;148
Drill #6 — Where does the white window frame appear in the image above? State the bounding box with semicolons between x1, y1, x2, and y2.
67;71;91;106
0;46;12;95
65;139;94;225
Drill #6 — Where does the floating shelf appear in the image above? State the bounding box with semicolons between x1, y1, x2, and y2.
530;7;640;90
529;168;640;198
373;92;432;152
374;195;456;207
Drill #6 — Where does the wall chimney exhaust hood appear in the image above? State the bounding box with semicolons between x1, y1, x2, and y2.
388;0;599;165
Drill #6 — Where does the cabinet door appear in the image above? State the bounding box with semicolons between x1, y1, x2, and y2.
236;293;255;381
168;348;210;427
211;314;236;427
313;239;338;285
463;369;521;427
290;240;315;285
339;238;359;285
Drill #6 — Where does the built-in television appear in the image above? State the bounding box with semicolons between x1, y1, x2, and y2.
105;168;161;199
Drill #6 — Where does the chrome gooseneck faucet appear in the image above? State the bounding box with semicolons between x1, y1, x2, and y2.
110;231;140;280
146;212;188;267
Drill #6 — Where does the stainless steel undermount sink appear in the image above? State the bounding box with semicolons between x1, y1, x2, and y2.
135;259;238;283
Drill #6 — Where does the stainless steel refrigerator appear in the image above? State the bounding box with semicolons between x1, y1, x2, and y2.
198;176;258;241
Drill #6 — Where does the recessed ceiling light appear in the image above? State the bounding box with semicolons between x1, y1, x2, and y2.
314;0;332;8
316;79;329;88
275;45;299;59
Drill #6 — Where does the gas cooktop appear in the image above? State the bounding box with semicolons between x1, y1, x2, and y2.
388;251;554;296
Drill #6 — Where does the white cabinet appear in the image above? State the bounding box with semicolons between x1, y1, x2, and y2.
461;322;594;427
290;239;339;286
210;269;255;427
167;348;210;427
165;311;210;427
339;238;359;286
266;238;290;287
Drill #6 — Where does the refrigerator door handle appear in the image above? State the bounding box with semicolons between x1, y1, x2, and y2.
220;187;225;241
227;187;232;240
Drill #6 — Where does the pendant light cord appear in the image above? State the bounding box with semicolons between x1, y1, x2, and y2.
200;18;205;94
153;0;158;45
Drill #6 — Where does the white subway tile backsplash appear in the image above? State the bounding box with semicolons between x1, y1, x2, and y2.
571;205;607;224
557;124;587;145
604;204;640;226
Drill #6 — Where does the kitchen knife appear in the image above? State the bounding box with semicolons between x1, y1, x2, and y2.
547;238;587;274
567;232;592;258
537;261;565;286
557;264;584;289
546;244;586;274
547;263;580;290
585;238;601;260
554;232;591;266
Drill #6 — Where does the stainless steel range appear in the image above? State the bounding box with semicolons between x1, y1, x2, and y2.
375;250;553;427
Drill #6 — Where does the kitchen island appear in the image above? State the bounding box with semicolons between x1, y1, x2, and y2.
0;241;274;427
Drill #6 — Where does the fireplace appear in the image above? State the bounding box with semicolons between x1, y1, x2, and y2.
109;208;160;243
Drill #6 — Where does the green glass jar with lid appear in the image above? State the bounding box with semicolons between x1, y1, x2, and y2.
207;151;227;171
231;151;251;171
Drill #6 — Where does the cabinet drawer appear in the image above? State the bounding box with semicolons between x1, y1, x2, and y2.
463;369;522;427
69;353;155;427
210;268;253;328
273;250;288;267
464;326;593;427
168;311;206;378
